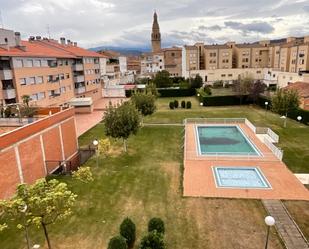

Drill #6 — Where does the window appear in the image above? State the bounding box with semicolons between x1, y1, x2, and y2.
256;71;261;74
228;74;233;77
20;78;26;85
30;94;38;101
33;60;41;67
58;60;63;66
36;76;43;84
61;87;66;93
26;59;34;67
65;60;69;66
28;77;35;85
37;92;45;100
221;74;226;77
16;59;23;68
60;74;65;80
66;73;70;79
171;52;175;57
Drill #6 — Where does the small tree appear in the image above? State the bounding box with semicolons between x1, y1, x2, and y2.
72;167;94;183
181;100;186;108
131;93;156;119
186;101;192;109
173;100;179;108
139;230;165;249
148;218;165;234
233;77;253;104
2;179;77;249
108;236;128;249
104;102;140;152
191;74;203;89
120;218;136;248
249;80;266;103
169;102;175;109
98;138;111;157
145;83;158;97
153;70;172;88
22;95;31;107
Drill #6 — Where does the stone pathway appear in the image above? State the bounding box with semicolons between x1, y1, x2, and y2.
263;200;309;249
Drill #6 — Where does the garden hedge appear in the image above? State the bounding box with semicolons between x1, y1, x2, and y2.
199;95;252;106
157;88;196;97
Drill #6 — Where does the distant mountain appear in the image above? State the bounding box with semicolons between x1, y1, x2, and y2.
88;46;151;56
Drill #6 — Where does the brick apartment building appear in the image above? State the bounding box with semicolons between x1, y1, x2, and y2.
0;28;106;107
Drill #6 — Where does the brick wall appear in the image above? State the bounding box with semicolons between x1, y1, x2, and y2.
0;108;78;199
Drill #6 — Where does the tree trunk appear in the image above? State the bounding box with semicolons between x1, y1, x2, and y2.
42;222;52;249
123;139;127;152
25;226;30;249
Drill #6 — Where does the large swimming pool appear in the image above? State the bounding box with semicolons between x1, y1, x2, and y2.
196;125;259;155
213;167;271;189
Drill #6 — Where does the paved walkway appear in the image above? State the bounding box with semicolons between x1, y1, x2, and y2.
263;200;309;249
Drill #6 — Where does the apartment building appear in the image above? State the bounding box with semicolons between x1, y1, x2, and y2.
0;28;105;107
140;52;164;75
162;47;182;77
204;44;233;70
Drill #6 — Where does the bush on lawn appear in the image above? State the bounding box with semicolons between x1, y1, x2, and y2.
107;236;128;249
174;100;179;108
186;101;192;109
139;230;165;249
169;101;175;109
203;86;212;95
120;218;136;248
148;217;165;234
181;100;186;108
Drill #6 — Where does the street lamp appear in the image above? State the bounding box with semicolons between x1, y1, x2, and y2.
280;115;287;128
297;116;302;122
197;93;200;97
264;216;275;249
32;245;40;249
265;101;269;116
200;102;203;106
20;204;30;249
93;139;99;167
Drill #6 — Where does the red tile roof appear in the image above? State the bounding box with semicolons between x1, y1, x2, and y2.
0;40;76;58
283;81;309;98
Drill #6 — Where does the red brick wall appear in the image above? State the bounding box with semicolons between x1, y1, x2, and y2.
0;108;78;199
0;148;20;199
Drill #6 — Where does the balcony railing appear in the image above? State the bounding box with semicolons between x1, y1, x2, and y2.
75;86;86;94
2;88;16;99
72;63;84;71
74;75;85;83
0;69;13;80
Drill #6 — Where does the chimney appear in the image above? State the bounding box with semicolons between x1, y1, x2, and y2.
60;37;66;45
73;42;77;47
28;36;35;42
15;32;21;46
36;36;41;40
67;39;71;45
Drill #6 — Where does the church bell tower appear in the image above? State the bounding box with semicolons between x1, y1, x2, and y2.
151;11;161;53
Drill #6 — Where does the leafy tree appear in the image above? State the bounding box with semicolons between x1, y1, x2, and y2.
108;236;128;249
249;80;266;103
139;230;165;249
169;101;175;109
179;80;190;89
22;95;31;107
148;218;165;234
131;93;156;117
145;83;158;97
233;77;253;104
72;167;94;183
120;218;136;248
271;89;300;127
1;179;77;249
153;70;172;88
173;100;179;108
98;138;111;157
20;106;37;118
190;74;203;89
104;102;140;152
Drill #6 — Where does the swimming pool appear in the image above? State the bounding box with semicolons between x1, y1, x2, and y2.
213;167;271;189
196;125;260;155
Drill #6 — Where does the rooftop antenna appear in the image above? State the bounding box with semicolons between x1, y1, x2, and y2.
46;24;51;39
0;10;4;28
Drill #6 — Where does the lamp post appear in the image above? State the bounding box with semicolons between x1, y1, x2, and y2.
32;245;40;249
265;101;269;116
93;139;99;167
264;216;275;249
20;204;31;249
297;116;302;123
280;115;287;128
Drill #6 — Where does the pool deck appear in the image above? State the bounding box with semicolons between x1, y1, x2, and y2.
183;122;309;200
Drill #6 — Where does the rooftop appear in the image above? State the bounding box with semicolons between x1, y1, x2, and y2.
284;81;309;98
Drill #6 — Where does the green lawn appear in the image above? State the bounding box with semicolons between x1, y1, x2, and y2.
147;97;309;173
1;97;307;249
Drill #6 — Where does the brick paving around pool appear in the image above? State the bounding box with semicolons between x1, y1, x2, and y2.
183;122;309;200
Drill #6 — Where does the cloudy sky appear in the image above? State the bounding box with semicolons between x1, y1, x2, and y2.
0;0;309;49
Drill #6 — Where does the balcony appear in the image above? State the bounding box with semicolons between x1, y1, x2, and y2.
72;64;84;71
0;69;13;80
74;75;85;83
75;86;86;94
2;88;16;99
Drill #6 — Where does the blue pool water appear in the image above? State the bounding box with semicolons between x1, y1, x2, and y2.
214;167;271;188
197;126;259;155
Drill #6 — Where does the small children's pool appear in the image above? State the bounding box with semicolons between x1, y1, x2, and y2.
213;167;271;189
196;125;260;156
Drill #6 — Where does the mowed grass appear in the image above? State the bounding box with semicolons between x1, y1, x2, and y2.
147;97;309;173
0;125;284;249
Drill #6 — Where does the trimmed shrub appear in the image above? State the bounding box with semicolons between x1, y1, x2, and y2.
169;101;175;109
203;86;212;95
181;100;186;108
174;100;179;108
199;95;252;106
186;101;192;109
120;218;136;248
158;88;196;97
107;236;128;249
139;231;165;249
148;218;165;234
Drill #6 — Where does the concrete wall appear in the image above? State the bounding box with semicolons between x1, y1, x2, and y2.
0;108;78;199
